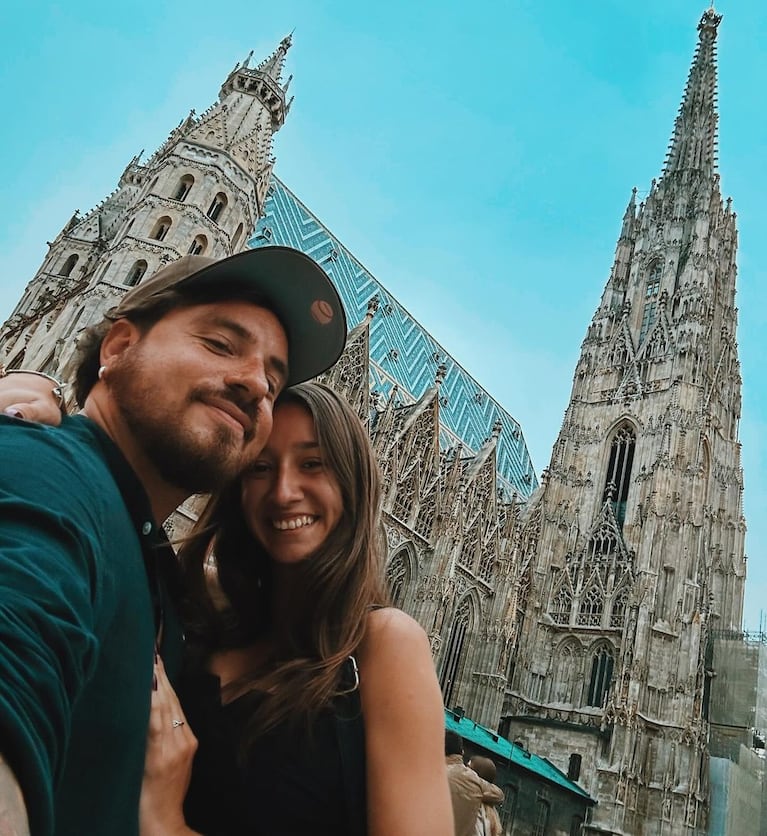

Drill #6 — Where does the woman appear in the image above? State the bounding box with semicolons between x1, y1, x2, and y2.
140;382;452;835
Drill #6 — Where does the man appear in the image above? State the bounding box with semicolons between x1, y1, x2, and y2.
467;756;503;836
0;247;346;836
444;730;503;836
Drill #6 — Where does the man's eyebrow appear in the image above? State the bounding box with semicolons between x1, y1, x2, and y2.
207;315;289;382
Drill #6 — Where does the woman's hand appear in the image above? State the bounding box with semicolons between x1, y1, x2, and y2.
140;655;200;836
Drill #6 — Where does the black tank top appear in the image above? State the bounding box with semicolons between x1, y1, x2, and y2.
180;665;366;836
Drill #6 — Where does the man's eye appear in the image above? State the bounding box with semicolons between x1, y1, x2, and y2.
204;337;232;353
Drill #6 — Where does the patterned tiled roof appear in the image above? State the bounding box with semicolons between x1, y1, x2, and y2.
249;177;537;498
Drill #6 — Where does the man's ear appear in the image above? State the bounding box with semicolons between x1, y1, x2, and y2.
100;319;141;366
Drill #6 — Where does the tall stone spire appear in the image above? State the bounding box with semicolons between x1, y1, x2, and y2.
662;8;721;179
0;40;293;379
503;10;743;834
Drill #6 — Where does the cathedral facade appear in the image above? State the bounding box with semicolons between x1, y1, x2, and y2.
503;10;745;834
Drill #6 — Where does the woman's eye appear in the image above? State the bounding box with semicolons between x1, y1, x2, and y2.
247;463;271;475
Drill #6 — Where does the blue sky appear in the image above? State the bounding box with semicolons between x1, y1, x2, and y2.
2;1;766;627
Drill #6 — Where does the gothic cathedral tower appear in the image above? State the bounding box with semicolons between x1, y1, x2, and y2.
0;37;294;380
504;10;742;835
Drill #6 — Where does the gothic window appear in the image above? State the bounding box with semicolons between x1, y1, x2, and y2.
587;645;614;707
385;550;411;609
550;584;572;625
391;464;417;524
187;234;208;256
639;261;661;344
172;174;194;201
125;260;148;287
610;585;629;628
59;254;79;277
150;217;172;242
532;799;550;836
231;222;244;252
459;525;479;573
440;596;472;708
578;584;603;627
500;785;517;831
477;545;494;584
207;193;228;222
552;642;579;703
603;424;635;527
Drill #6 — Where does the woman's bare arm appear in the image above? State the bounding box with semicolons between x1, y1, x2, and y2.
359;608;453;836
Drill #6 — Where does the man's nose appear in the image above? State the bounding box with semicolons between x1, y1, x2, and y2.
224;360;270;399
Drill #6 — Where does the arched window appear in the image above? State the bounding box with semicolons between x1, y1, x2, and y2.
125;260;148;287
639;261;662;343
550;584;573;626
586;646;614;707
533;798;550;836
578;584;603;627
207;193;228;222
173;174;194;201
500;785;517;832
603;424;635;527
59;254;79;277
440;597;472;708
150;217;172;242
187;234;208;256
552;642;579;704
385;550;411;609
231;222;244;252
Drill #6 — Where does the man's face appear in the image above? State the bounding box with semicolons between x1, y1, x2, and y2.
104;300;289;494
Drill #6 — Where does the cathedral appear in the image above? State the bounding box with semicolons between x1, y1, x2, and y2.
0;8;750;835
503;8;745;835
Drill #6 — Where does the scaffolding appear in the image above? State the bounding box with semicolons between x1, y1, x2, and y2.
707;632;767;835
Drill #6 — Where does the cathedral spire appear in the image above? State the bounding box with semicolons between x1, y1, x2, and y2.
255;33;293;83
662;7;722;179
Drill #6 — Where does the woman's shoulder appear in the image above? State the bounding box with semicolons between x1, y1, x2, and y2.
361;607;431;662
365;606;427;639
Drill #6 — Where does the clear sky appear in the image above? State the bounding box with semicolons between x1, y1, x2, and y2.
2;1;766;626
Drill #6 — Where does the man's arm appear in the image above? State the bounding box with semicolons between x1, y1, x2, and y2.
0;756;29;836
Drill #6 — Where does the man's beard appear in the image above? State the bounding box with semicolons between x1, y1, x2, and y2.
107;347;254;494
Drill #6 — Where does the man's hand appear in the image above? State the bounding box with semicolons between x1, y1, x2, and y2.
0;371;66;426
0;756;29;836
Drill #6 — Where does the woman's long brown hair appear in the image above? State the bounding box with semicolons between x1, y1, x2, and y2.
179;381;390;741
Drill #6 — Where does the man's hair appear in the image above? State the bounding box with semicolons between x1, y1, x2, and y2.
469;755;497;782
72;284;274;407
179;381;391;743
445;730;464;757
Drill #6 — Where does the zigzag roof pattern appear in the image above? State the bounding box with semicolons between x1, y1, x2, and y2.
249;176;537;498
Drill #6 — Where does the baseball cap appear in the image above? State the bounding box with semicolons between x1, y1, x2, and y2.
112;247;347;386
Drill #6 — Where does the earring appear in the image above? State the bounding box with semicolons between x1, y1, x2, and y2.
98;365;106;380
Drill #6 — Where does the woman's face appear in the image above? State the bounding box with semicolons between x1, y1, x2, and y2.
241;400;344;564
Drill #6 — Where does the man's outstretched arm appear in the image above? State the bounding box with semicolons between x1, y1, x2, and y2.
0;756;29;836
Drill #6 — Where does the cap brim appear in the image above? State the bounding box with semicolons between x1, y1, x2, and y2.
177;247;347;386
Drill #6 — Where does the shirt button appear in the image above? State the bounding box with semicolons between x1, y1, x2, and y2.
142;522;153;536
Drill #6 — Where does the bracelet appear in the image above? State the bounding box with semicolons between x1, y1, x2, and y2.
0;367;68;412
